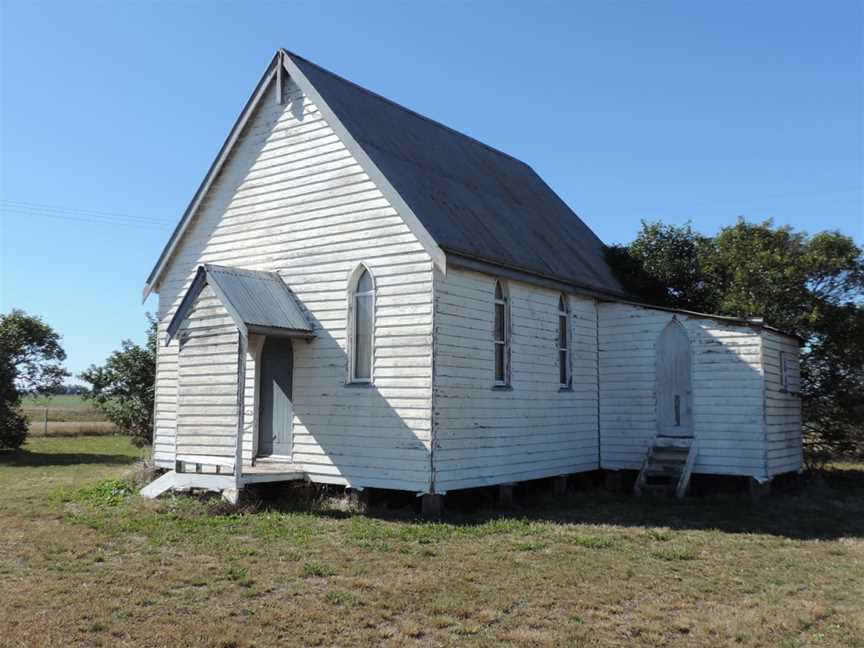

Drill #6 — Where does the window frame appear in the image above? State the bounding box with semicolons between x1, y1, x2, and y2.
557;293;572;388
348;264;375;384
493;280;511;387
779;352;788;391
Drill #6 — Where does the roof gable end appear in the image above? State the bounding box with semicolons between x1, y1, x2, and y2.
146;49;626;300
144;50;445;300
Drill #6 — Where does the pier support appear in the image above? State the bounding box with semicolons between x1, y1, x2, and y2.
221;488;241;505
498;483;515;507
421;494;444;518
604;470;624;493
552;475;569;496
749;477;772;499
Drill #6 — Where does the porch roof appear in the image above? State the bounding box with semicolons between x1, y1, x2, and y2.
166;264;314;343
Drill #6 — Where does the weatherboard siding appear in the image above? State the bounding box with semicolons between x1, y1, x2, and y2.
148;63;801;490
152;320;177;467
154;77;433;491
598;303;767;477
762;331;803;476
432;268;599;492
175;285;240;460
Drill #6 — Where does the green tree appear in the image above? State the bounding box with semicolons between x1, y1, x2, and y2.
0;310;69;449
80;316;157;447
608;218;864;463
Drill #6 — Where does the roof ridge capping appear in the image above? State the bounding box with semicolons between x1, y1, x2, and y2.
279;48;533;169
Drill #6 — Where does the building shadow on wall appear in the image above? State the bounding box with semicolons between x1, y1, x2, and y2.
281;298;432;494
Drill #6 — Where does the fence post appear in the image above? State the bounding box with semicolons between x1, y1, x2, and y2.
43;407;48;435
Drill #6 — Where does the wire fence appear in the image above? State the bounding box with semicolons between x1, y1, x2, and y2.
23;404;117;437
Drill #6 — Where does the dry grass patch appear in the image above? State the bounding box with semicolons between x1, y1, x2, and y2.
1;437;863;647
22;394;115;437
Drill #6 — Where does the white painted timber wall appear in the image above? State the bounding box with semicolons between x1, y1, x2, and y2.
154;77;433;491
152;323;177;466
432;268;599;492
598;303;767;478
175;285;240;461
762;330;803;476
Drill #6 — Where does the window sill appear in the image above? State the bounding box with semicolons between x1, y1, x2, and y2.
491;385;513;392
345;381;374;388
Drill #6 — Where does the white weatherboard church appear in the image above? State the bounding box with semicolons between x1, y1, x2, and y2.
141;50;803;509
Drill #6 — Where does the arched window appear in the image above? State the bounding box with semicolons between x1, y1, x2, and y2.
493;280;510;386
558;294;571;387
350;266;375;382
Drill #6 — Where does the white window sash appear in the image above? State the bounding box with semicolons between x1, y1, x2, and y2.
494;289;509;385
351;285;374;383
558;299;570;386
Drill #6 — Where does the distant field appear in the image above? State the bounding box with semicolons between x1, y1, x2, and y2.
22;394;114;435
22;394;93;410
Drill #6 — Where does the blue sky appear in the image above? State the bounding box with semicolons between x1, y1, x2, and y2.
1;1;861;378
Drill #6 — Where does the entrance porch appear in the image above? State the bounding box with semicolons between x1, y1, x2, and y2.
142;263;315;502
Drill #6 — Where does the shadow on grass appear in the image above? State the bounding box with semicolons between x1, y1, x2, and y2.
0;450;139;468
247;467;864;541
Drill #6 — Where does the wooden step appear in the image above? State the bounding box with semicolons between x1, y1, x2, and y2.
635;439;698;498
652;449;689;461
140;471;177;499
646;468;682;478
640;483;675;496
651;459;687;469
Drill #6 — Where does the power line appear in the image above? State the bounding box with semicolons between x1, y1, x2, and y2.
1;199;174;224
0;208;172;230
0;200;174;230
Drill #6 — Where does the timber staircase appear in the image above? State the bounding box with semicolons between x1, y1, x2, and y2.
634;438;697;498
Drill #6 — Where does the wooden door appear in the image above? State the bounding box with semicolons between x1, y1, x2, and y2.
656;321;693;437
258;337;294;457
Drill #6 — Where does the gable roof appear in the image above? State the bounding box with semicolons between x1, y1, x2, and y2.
287;52;625;298
166;264;314;342
145;50;627;300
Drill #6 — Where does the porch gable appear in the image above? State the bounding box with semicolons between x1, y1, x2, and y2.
166;264;315;344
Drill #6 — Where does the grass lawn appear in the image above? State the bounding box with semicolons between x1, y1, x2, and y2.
1;436;862;647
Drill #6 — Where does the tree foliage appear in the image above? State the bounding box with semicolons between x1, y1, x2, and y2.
0;310;69;449
80;316;157;447
607;219;864;465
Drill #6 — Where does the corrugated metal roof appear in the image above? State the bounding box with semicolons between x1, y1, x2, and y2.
166;264;314;342
206;265;313;334
287;51;627;298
